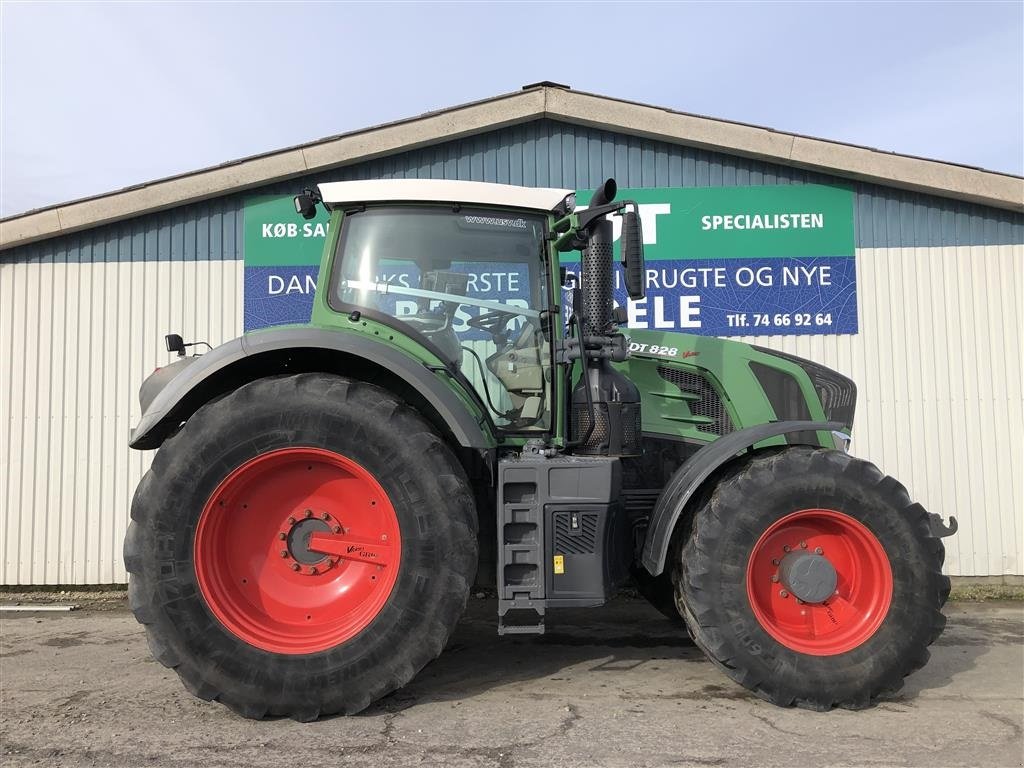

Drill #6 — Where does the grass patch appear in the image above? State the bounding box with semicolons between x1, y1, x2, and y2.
0;583;126;593
949;584;1024;602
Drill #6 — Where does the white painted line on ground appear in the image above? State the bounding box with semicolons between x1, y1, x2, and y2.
0;604;78;612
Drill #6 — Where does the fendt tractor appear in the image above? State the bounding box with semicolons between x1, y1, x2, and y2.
125;178;956;721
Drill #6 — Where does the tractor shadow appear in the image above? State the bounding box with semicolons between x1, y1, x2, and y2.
360;595;705;715
359;596;1001;716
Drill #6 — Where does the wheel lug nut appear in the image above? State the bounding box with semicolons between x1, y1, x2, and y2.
322;512;330;520
287;516;296;525
280;550;288;558
309;566;318;575
796;598;804;605
771;558;780;566
815;547;823;555
305;509;313;519
770;575;779;583
783;545;791;553
291;563;300;571
333;525;342;533
799;541;807;549
278;532;287;540
779;590;789;598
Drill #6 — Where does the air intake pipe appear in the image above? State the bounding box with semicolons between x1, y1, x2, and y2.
569;179;642;457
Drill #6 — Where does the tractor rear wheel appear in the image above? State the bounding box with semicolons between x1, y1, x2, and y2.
676;446;949;710
124;373;477;720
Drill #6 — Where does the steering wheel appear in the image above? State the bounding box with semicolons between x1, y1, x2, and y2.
466;308;521;340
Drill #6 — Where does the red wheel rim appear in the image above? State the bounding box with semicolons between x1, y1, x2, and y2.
194;447;402;654
745;508;892;656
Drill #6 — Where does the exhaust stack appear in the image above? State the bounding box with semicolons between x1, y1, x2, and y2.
570;179;642;457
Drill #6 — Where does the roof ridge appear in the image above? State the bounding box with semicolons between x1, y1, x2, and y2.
3;86;1021;250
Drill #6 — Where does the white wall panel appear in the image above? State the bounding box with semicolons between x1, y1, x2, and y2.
0;259;244;584
1;243;1021;582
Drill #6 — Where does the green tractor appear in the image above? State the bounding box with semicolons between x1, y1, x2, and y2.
125;178;955;720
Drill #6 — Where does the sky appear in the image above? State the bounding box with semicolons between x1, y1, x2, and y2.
1;1;1021;218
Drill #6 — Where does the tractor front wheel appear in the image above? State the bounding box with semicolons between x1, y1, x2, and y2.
124;373;478;720
676;447;949;710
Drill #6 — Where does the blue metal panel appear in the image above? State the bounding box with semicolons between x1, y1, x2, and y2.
3;119;1021;264
281;120;1022;249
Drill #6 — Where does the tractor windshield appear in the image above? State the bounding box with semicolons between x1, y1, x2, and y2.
331;206;553;432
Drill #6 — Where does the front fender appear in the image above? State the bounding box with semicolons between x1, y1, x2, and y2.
641;420;844;576
129;327;494;450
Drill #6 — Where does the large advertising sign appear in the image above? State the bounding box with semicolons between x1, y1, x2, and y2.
243;184;856;336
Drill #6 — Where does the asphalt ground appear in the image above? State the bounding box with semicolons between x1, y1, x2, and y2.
1;595;1021;768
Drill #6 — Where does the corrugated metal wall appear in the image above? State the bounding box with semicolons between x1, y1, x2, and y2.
730;244;1022;577
2;119;1022;583
1;208;245;584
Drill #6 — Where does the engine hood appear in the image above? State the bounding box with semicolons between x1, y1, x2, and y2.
615;329;856;444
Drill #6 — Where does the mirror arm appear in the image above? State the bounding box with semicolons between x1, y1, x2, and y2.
575;201;625;231
553;229;586;253
552;203;625;252
550;213;576;234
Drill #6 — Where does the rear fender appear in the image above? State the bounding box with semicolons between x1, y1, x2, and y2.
641;420;844;576
129;328;493;450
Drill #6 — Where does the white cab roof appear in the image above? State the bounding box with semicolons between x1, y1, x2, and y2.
317;179;572;212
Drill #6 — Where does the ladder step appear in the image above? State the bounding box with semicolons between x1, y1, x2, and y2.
498;622;545;636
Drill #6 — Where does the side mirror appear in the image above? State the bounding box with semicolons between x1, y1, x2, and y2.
165;333;186;357
293;193;318;220
620;209;645;301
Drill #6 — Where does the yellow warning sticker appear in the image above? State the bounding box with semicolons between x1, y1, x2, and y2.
553;554;565;574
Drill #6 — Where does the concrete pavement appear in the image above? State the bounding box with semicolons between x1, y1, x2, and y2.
1;596;1021;767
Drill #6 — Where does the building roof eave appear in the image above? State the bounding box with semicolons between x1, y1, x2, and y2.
2;84;1021;252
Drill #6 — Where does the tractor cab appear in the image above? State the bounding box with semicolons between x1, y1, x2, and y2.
326;199;554;431
303;178;647;446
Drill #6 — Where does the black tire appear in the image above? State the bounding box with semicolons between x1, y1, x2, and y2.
632;564;684;625
634;476;717;626
124;373;478;720
676;447;949;711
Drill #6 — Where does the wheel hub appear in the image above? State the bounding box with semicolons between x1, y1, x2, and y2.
286;517;333;565
778;551;837;604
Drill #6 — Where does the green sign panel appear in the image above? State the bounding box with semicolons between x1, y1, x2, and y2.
244;195;330;267
574;184;855;259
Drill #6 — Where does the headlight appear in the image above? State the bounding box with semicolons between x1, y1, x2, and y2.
749;362;811;421
805;363;857;425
